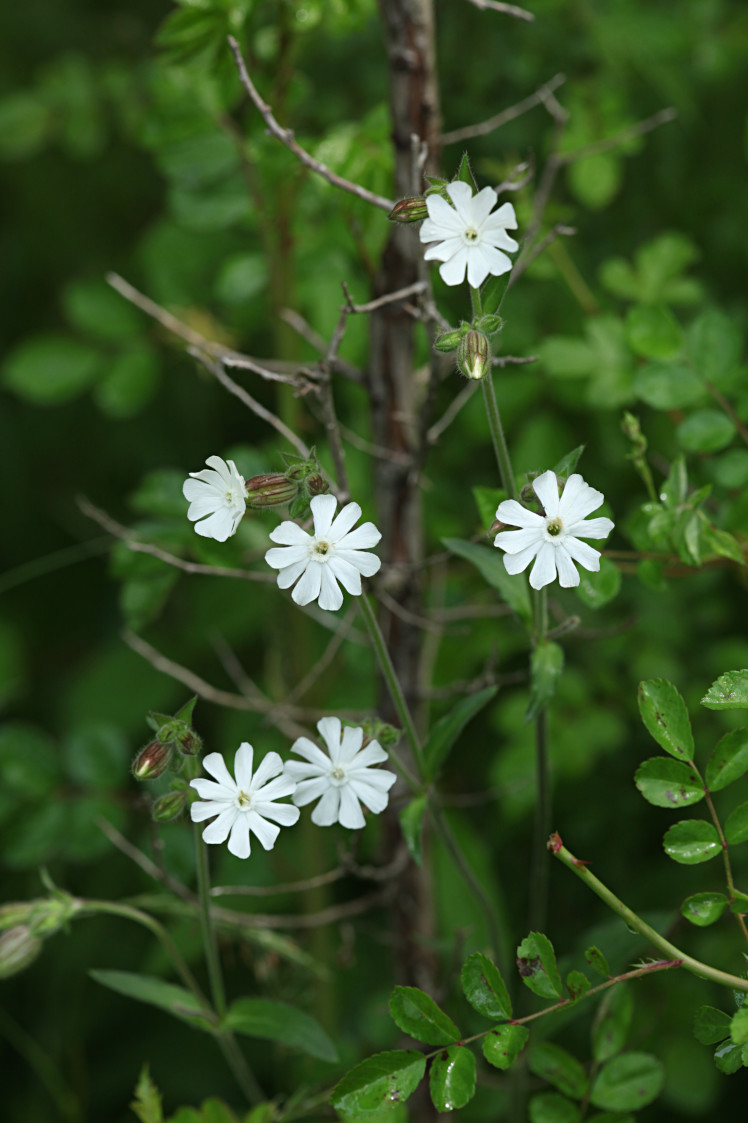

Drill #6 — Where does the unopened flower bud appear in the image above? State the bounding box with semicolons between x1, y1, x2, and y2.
174;728;202;757
27;893;78;938
152;790;188;822
359;719;401;750
0;926;42;979
245;474;300;510
434;329;464;354
388;196;429;224
133;741;173;781
457;330;490;381
306;474;328;496
474;313;503;336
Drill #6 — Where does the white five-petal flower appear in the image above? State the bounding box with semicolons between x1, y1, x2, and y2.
419;181;519;288
189;743;300;859
265;494;382;612
493;470;614;591
285;717;397;830
183;455;247;542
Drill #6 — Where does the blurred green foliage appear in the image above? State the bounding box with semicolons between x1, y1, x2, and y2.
1;0;748;1120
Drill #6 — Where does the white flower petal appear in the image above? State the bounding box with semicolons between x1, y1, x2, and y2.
250;750;284;792
202;752;237;791
559;474;604;524
466;245;491;289
476;244;513;279
495;499;545;529
276;558;310;590
484;201;518;231
291;561;322;606
566;516;614;541
190;779;233;802
422;194;465;236
290;737;331;769
269;521;310;546
502;542;541;575
338;725;365;763
554;546;580;588
317;716;343;758
336;521;382;551
317;565;343;612
190;799;229;822
194;509;236;542
227;815;252;859
350;766;397;793
529;542;558;590
247;811;280;851
349;777;392;814
292;775;331;807
233;743;254;791
310;494;337;537
334;549;381;578
494;527;544;555
202;807;238;845
348;742;388;769
327;556;362;597
446;180;478;221
424;236;464;263
532;471;561;518
311;787;341;826
563;536;602;573
439;248;469;286
328;502;362;543
255;800;300;827
471;185;499;225
338;785;366;830
254;774;296;805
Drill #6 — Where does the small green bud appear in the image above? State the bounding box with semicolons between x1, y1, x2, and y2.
245;473;300;510
27;893;78;938
434;330;463;354
388;196;429;224
474;313;503;336
173;728;202;757
133;740;173;781
457;330;490;380
152;790;188;823
359;719;401;750
0;926;42;979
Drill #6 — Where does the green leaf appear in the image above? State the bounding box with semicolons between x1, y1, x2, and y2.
575;558;621;609
663;820;721;864
584;946;610;978
428;1045;476;1113
63;279;142;342
567;152;621;211
443;538;531;622
456;153;476;188
637;679;695;760
472;486;504;532
528;1092;582;1123
626;305;682;360
589;1052;664;1112
714;1039;744;1074
3;333;102;405
566;971;590;1002
400;796;427;866
730;1007;748;1046
94;346;159;419
63;723;128;788
725;801;748;846
481;1024;529;1070
712;449;748;489
529;1042;588;1099
680;892;728;927
423;687;498;780
677;409;735;453
634;758;703;809
705;728;748;791
224;998;337;1062
592;984;633;1063
388;986;460;1046
0;92;49;160
701;670;748;710
481;271;511;316
693;1005;731;1045
552;445;586;479
460;951;512;1020
730;890;748;916
688;310;742;385
539;337;596;378
0;723;60;797
700;522;745;566
516;932;563;999
330;1051;426;1115
633;362;706;409
130;1065;163;1123
89;970;212;1030
526;642;564;722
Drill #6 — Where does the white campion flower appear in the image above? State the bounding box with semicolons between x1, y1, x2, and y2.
493;470;614;591
419;181;518;288
189;743;300;859
183;455;246;542
265;493;382;612
285;717;397;829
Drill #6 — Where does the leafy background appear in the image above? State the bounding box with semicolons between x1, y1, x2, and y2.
1;0;748;1119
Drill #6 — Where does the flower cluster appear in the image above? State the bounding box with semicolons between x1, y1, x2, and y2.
189;722;397;857
493;470;614;590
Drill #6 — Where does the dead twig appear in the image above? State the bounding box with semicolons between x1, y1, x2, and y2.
442;74;565;145
464;0;534;22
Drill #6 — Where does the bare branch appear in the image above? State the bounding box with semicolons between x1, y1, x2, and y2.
442;73;565;145
78;496;273;583
190;350;312;460
211;868;346;898
507;223;576;288
557;106;677;168
227;36;394;212
97;817;194;902
343;280;429;315
464;0;534;21
427;381;479;443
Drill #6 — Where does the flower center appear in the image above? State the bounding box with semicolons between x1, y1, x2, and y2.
237;790;252;809
546;517;563;538
463;225;479;242
313;540;331;559
330;765;347;787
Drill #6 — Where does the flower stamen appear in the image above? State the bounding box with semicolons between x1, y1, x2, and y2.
546;517;563;538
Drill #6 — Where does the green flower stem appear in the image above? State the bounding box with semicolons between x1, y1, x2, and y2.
359;592;424;781
481;375;517;501
195;831;227;1018
702;785;748;944
550;834;748;993
76;898;207;1006
529;586;551;932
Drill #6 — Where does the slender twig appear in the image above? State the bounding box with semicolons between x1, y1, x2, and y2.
211;868;346;898
342;280;428;315
507;224;576;289
78;497;273;583
557;106;677;168
442;74;565;145
227;36;393;212
280;606;357;707
427;381;480;443
96;816;194;902
550;834;748;992
464;0;534;22
702;786;748;944
705;380;748;448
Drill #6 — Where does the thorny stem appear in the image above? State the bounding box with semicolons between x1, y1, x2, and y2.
550;834;748;992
